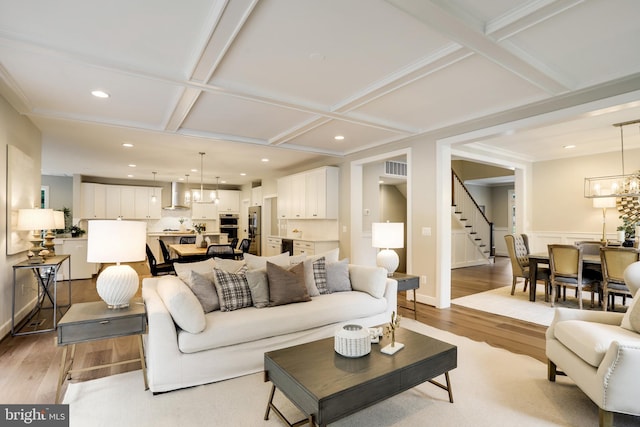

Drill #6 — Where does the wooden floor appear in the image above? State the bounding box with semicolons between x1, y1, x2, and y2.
0;257;546;404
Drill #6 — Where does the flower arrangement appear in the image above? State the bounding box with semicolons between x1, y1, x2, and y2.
178;217;186;225
193;223;206;234
68;225;86;237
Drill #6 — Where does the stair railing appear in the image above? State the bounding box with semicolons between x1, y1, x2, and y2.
451;170;494;257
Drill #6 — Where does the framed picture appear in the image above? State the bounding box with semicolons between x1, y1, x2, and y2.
6;144;37;254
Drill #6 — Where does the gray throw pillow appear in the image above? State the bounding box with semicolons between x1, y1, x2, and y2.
267;261;310;306
326;259;351;293
184;270;220;313
246;269;269;308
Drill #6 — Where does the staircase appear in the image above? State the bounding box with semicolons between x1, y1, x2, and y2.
451;170;494;262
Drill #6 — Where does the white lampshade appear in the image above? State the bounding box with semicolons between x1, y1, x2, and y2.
592;197;616;209
53;210;65;229
372;222;404;276
87;220;147;309
17;208;56;231
372;222;404;249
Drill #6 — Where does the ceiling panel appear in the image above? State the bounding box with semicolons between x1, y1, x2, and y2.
210;0;453;106
351;54;548;131
181;91;317;142
504;0;640;88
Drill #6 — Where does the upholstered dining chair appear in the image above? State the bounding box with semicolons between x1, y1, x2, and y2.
548;244;600;309
504;234;551;300
599;246;640;311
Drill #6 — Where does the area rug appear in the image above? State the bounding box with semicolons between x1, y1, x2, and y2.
63;318;638;427
451;285;629;326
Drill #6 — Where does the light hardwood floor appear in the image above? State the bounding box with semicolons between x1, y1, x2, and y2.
0;257;546;404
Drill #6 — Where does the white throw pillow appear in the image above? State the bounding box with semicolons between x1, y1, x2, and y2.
213;257;246;273
349;264;387;299
157;276;206;334
244;252;291;270
173;258;216;282
621;294;640;332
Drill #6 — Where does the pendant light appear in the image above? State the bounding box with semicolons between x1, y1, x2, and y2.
214;176;220;205
198;152;205;203
151;172;157;203
184;174;191;206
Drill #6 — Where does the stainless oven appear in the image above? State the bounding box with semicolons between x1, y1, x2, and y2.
219;213;239;239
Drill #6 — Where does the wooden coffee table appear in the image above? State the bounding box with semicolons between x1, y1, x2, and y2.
264;326;457;427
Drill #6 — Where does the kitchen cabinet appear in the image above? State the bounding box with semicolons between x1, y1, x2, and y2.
251;186;262;206
191;202;218;220
80;183;106;219
217;190;240;213
54;238;99;280
80;183;161;219
265;237;282;257
135;187;162;219
276;166;339;219
292;240;339;256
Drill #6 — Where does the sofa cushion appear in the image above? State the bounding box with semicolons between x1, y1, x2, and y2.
184;270;219;313
173;258;215;282
212;267;252;312
177;290;388;353
244;252;290;270
267;261;310;306
327;259;351;293
213;258;246;274
349;264;387;298
621;293;640;332
246;269;269;308
553;320;640;367
157;275;206;334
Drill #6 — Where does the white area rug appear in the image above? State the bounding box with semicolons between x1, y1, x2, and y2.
451;285;629;326
63;319;639;427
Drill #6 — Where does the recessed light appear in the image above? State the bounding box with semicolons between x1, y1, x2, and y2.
379;180;384;184
261;158;269;162
564;145;576;149
240;173;246;176
91;90;110;98
334;135;345;141
122;143;134;148
128;164;136;168
191;168;198;173
221;180;227;184
127;174;134;178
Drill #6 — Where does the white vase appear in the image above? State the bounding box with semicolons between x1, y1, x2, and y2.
618;230;626;242
195;233;205;247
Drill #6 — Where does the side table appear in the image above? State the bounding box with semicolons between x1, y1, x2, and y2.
55;299;148;403
12;255;71;336
391;272;420;319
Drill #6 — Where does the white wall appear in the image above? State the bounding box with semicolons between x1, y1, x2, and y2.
0;95;42;338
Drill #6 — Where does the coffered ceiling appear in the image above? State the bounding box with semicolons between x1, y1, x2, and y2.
1;0;639;185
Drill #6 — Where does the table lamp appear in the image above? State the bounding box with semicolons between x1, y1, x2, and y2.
43;210;66;256
17;208;56;263
372;222;404;276
87;220;147;309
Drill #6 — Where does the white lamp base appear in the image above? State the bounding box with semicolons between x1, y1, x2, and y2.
376;249;399;276
96;264;139;309
381;342;404;355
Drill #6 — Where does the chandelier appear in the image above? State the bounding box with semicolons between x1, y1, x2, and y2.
189;152;219;204
584;119;640;198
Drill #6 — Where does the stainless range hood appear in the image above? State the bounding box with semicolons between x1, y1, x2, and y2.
163;182;190;210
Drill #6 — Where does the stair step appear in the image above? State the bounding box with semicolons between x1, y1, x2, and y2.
469;231;477;234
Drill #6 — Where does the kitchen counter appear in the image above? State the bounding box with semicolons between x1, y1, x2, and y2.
148;232;227;237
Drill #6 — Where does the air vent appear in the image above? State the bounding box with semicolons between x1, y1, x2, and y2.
384;161;407;177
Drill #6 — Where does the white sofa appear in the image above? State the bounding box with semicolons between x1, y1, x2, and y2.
546;294;640;426
142;262;397;393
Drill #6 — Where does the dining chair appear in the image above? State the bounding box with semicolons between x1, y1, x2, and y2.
238;238;251;254
146;244;175;276
599;246;639;311
158;239;176;263
205;244;236;259
574;240;602;256
179;236;196;244
548;244;600;309
230;237;239;250
504;234;552;300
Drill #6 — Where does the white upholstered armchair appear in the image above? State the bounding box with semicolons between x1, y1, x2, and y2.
546;263;640;426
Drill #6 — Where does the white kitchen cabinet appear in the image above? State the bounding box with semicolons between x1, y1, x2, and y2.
265;237;282;257
292;240;339;256
135;187;162;219
217;190;240;213
276;166;339;219
54;238;99;280
192;202;218;220
251;186;262;206
80;183;106;219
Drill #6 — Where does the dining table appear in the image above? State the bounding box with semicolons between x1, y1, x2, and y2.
527;252;601;302
168;243;243;261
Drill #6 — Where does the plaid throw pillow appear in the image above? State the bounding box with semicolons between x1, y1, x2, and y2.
212;266;252;312
312;257;330;294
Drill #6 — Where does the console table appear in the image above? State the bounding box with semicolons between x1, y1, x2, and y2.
55;299;148;403
11;254;71;336
391;272;420;319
